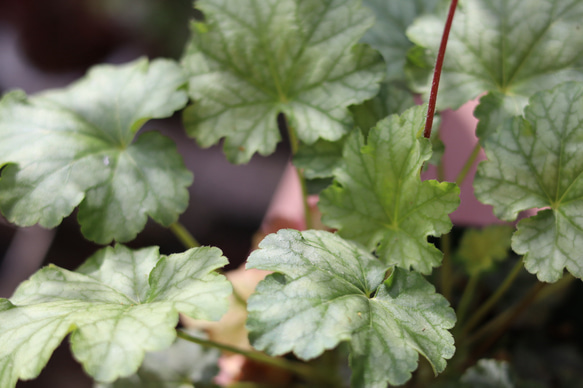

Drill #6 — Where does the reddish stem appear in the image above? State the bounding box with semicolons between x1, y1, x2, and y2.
424;0;459;139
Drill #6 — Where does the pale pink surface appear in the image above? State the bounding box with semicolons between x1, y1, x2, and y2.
215;355;246;385
433;99;501;225
262;165;305;231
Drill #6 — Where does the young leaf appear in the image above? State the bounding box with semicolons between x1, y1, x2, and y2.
319;105;460;273
0;58;192;244
456;225;514;276
182;0;385;163
0;245;231;387
246;229;456;388
407;0;583;140
361;0;442;82
474;82;583;282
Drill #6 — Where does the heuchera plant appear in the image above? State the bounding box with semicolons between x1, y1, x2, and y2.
1;0;583;387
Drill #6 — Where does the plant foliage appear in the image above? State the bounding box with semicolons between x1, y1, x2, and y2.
246;229;456;387
182;0;385;163
475;83;583;282
96;330;220;388
407;0;583;140
319;105;459;273
0;58;192;244
0;0;582;387
0;245;230;386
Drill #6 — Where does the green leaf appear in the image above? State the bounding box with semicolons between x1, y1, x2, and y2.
0;58;192;244
407;0;583;140
350;81;443;171
474;82;583;282
456;225;514;276
95;330;220;388
294;82;418;182
182;0;385;163
319;105;460;273
246;229;456;388
361;0;442;82
0;245;231;387
293;137;347;180
472;91;530;140
351;81;417;134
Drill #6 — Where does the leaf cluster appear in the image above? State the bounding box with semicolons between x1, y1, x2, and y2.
1;0;583;387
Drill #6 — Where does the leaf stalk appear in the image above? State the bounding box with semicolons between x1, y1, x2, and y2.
467;281;546;362
461;258;524;336
424;0;459;139
169;222;249;306
170;222;201;248
455;143;482;186
467;274;574;346
283;114;314;230
440;232;454;302
176;329;336;385
455;273;480;326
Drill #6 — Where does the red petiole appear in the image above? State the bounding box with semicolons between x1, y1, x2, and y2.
424;0;459;139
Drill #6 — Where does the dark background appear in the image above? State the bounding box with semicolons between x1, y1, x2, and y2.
0;1;290;386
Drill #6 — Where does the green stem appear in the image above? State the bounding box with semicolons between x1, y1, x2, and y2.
455;273;480;326
467;274;574;346
284;114;314;230
177;330;336;385
461;259;524;336
455;142;482;186
231;286;248;307
170;222;200;249
436;137;454;302
467;281;546;361
297;167;314;230
169;222;249;306
437;156;446;182
440;232;453;302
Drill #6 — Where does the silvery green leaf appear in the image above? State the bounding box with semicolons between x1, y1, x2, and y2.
247;229;456;387
95;330;220;388
0;245;231;387
475;82;583;282
0;58;192;244
182;0;385;163
361;0;442;82
407;0;583;140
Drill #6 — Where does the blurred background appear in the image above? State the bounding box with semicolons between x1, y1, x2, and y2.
0;1;290;386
